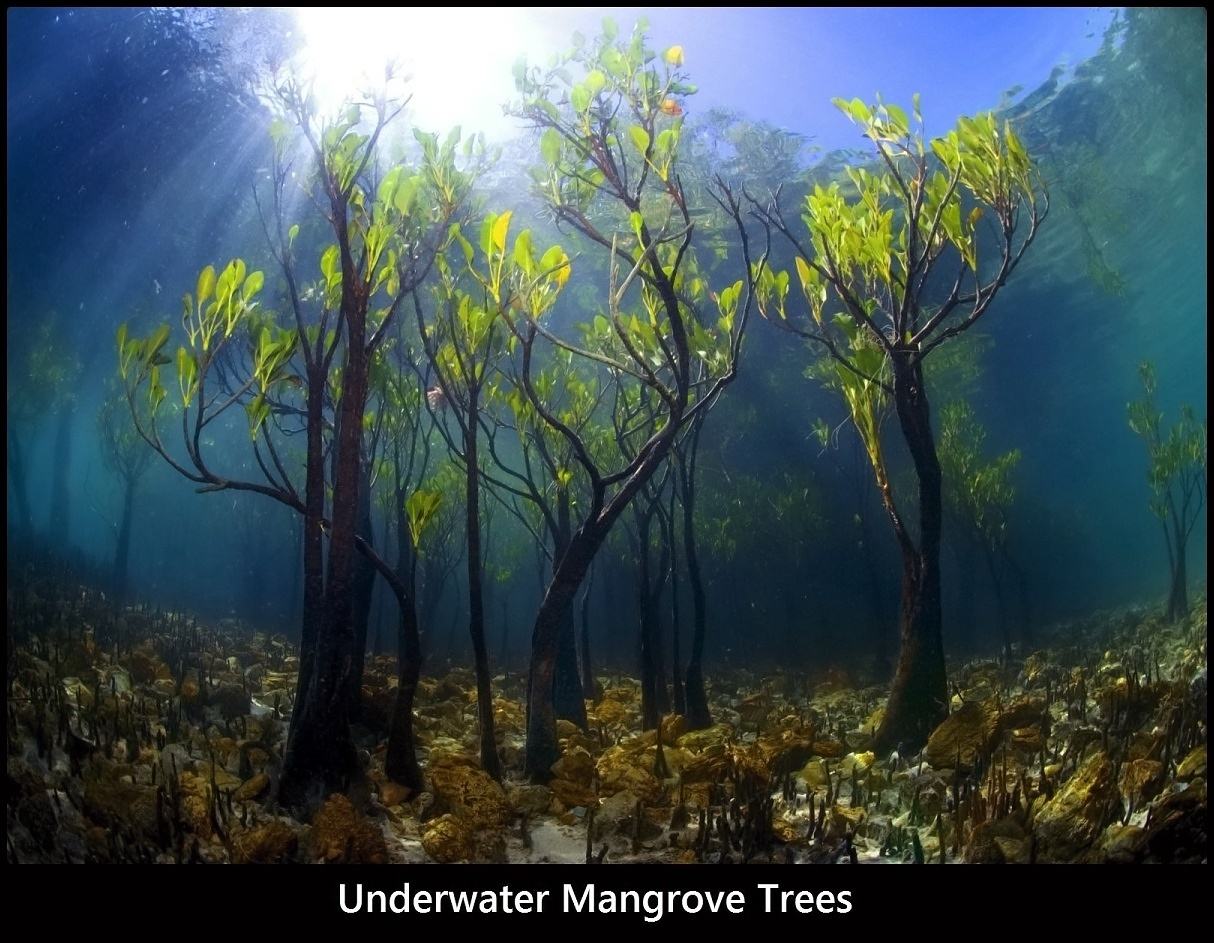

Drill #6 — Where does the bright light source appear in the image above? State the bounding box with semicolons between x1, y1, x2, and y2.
291;7;541;139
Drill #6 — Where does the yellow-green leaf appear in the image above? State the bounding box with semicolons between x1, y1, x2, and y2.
195;265;216;306
491;210;512;253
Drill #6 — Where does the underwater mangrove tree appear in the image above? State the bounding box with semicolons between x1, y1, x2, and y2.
753;98;1047;753
508;22;764;777
1128;361;1207;623
117;73;473;807
96;391;155;603
938;399;1022;658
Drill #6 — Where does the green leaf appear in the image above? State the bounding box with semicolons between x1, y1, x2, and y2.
393;174;420;216
491;210;512;253
629;211;645;242
628;125;650;156
147;323;171;359
584;69;606;96
540;128;561;166
288;224;300;247
570;83;591;113
513;229;534;274
406;488;443;548
321;244;340;283
195;265;216;306
243;270;265;299
539;244;571;289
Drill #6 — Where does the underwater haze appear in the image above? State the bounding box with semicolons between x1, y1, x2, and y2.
5;8;1207;866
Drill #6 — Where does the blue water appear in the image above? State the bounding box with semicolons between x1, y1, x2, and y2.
5;7;1206;665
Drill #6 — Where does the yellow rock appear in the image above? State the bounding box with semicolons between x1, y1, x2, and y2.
757;732;816;775
676;723;732;752
233;772;270;803
1034;751;1119;862
550;748;595;786
1010;725;1044;752
924;700;999;771
549;777;597;809
310;794;388;864
507;784;553;816
1177;745;1206;780
799;759;830;788
681;745;729;784
231;820;298;863
660;714;686;743
429;763;510;828
421;813;475;863
590;699;629;726
1119;758;1163;805
595;747;662;802
773;817;804;843
838;751;876;776
827;803;865;840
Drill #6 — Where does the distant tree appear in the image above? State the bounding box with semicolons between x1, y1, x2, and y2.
754;98;1047;752
937;400;1022;658
415;233;521;779
7;318;76;542
96;390;155;603
1128;362;1206;623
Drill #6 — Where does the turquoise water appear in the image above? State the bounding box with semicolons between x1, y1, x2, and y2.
6;7;1206;664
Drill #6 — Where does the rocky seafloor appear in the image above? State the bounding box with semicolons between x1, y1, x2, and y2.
6;561;1207;865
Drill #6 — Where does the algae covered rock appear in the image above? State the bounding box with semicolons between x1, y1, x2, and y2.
964;817;1026;863
82;776;160;840
233;772;270;803
1118;758;1163;807
924;700;999;771
1138;780;1207;863
1033;751;1119;862
595;746;662;802
553;742;599;801
232;820;299;863
429;760;511;828
677;723;732;752
681;744;729;784
210;679;250;718
1176;745;1206;780
550;747;595;785
310;794;389;863
421;813;475;862
1097;823;1145;864
508;783;554;816
757;732;817;776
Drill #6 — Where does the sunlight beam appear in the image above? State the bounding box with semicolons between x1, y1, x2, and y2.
291;7;540;139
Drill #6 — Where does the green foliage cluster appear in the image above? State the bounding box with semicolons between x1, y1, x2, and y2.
938;400;1020;551
1128;362;1206;529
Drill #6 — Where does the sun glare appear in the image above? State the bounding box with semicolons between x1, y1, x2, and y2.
292;7;540;140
